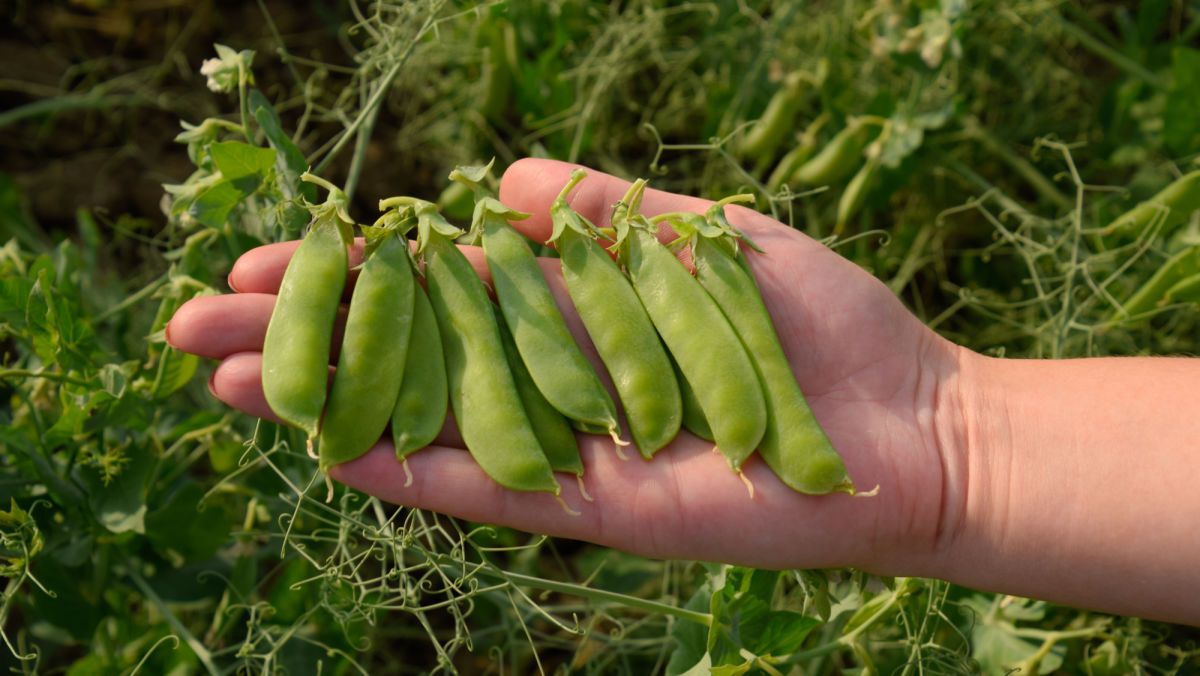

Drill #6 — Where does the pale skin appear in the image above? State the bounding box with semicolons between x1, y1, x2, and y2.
167;158;1200;627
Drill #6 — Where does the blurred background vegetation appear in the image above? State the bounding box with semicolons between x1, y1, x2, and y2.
1;1;1199;674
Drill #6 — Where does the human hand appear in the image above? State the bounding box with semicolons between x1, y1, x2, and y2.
166;158;965;575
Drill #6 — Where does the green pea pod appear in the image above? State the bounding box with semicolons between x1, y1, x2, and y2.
766;141;817;194
261;212;350;440
834;152;881;234
789;118;870;187
494;305;583;478
620;184;766;472
1103;170;1200;238
317;231;415;471
1111;245;1200;324
736;71;808;161
1163;272;1200;305
548;171;682;459
692;235;853;495
392;269;447;462
421;225;560;496
765;112;830;194
474;197;623;443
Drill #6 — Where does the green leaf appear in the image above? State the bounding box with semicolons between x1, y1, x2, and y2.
1163;47;1200;156
0;276;33;328
79;443;151;534
43;401;86;452
751;610;820;657
26;266;95;370
190;177;247;229
963;595;1065;675
709;662;751;676
250;89;315;203
30;557;101;641
666;573;718;676
672;652;712;676
145;482;231;562
98;361;135;399
210;139;277;199
971;621;1064;674
151;347;199;399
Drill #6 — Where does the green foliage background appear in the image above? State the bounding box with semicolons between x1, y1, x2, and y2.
2;1;1199;674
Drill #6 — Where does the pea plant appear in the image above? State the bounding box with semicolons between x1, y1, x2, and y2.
3;1;1200;674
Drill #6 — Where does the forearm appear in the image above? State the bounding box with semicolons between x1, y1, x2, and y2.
928;350;1200;625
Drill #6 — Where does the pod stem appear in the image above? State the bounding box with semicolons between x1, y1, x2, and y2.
401;458;414;488
554;494;582;517
576;474;594;503
609;426;630;448
555;168;588;204
738;471;756;500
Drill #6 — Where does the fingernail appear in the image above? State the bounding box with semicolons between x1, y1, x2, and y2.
208;367;219;397
227;271;240;293
163;319;174;347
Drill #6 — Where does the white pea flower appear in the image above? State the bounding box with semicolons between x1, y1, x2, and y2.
200;43;255;93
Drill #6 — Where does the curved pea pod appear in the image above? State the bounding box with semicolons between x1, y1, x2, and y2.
692;235;853;495
1163;273;1200;306
1110;245;1200;324
494;305;583;479
736;71;809;162
789;118;870;187
765;113;832;195
548;171;682;459
261;213;350;440
766;141;817;194
622;201;766;472
834;151;882;234
317;231;415;471
392;273;447;461
421;227;561;496
1102;170;1200;238
475;197;623;443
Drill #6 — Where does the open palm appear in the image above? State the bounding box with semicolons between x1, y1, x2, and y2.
167;158;961;574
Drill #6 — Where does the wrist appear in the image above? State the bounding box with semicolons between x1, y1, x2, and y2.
910;352;1200;624
853;334;983;578
918;347;1013;577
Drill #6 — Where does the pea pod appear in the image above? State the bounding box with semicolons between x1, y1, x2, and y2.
789;118;871;186
261;182;353;440
399;199;560;496
1111;245;1200;324
766;142;817;195
736;71;809;162
318;228;415;471
618;181;766;472
391;266;447;464
1103;170;1200;238
765;112;829;194
469;195;623;442
477;20;512;123
1163;273;1200;306
834;150;882;234
548;170;682;459
494;305;583;479
689;223;853;495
